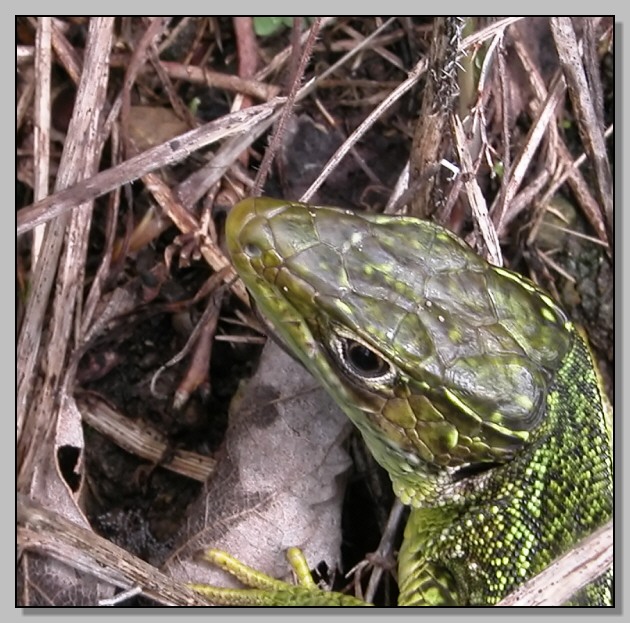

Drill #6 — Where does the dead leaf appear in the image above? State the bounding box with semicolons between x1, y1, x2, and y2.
128;105;190;153
163;340;353;590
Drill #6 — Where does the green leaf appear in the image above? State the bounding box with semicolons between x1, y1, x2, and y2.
253;17;293;37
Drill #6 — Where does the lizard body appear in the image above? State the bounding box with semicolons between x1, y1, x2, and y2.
194;197;612;606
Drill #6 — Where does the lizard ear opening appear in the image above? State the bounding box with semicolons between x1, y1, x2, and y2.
450;460;502;483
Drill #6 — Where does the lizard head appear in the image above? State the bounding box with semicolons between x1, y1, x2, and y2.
227;198;574;506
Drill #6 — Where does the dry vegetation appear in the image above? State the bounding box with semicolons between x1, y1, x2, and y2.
16;17;613;606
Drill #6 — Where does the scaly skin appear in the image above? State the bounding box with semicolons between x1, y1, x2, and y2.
202;197;612;606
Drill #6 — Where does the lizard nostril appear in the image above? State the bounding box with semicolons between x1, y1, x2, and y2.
243;242;262;259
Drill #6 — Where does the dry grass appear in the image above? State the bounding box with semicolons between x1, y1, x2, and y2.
16;17;613;606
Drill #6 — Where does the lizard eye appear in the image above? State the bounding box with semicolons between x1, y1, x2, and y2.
328;333;396;386
344;340;390;378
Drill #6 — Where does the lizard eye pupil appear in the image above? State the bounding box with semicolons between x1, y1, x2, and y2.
344;341;390;378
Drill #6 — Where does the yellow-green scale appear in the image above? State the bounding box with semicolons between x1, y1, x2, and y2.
397;331;612;605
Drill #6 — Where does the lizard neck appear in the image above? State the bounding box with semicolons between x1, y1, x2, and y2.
386;331;612;524
397;332;612;605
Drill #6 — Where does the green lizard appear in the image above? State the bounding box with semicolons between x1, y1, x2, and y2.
192;197;613;606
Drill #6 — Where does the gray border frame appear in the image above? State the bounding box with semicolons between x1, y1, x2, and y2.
11;10;625;622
